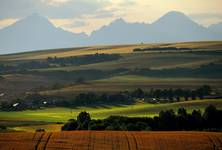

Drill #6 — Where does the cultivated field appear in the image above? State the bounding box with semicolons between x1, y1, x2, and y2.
1;41;222;100
1;41;222;132
1;41;221;61
36;52;221;71
40;76;222;96
0;131;221;150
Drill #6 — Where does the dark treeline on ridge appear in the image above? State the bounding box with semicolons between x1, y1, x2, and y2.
47;53;120;66
0;53;120;72
133;47;192;52
1;62;221;80
0;85;214;111
129;62;222;78
62;105;222;131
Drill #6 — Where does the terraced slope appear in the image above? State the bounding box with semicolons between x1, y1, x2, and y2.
0;131;221;150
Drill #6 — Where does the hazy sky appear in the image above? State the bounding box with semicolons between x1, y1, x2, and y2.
0;0;222;34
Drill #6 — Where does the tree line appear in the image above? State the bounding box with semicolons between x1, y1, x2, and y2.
0;53;121;74
129;62;222;78
0;85;213;111
47;53;121;66
62;105;222;131
133;47;192;52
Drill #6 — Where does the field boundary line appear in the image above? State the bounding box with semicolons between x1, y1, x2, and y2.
32;132;37;140
35;133;45;150
124;132;131;150
206;135;218;150
43;133;52;150
214;135;222;150
130;132;139;150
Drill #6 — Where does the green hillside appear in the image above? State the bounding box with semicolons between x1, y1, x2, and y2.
0;99;221;122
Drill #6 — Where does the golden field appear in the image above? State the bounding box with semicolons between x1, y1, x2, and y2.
0;131;221;150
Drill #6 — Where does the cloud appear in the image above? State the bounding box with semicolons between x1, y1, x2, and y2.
63;20;88;28
119;0;137;7
189;12;222;26
0;0;110;19
86;9;114;19
42;0;71;6
190;13;222;20
0;19;18;29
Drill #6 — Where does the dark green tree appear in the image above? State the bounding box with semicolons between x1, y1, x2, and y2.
61;119;78;131
77;111;91;130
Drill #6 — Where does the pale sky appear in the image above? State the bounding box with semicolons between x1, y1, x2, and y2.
0;0;222;34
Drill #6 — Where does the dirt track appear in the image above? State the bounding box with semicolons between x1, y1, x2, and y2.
0;131;222;150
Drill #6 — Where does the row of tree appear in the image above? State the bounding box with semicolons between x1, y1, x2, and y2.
62;105;222;131
133;47;192;52
47;53;120;66
0;53;121;74
0;86;213;111
135;85;212;101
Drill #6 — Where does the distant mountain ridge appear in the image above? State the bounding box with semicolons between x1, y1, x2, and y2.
0;14;88;54
0;11;222;54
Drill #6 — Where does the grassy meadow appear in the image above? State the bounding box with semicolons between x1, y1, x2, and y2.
0;99;221;122
0;99;221;132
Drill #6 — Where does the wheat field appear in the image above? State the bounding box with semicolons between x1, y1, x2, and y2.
0;131;221;150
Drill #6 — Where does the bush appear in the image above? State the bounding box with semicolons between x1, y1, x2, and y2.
62;106;222;132
88;120;105;130
62;119;78;131
36;128;45;132
0;125;7;130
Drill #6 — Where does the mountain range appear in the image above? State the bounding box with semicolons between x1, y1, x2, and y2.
0;11;222;54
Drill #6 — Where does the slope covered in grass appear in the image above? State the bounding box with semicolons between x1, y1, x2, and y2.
0;99;221;122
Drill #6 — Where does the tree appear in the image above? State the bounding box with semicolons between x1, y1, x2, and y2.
159;109;177;130
196;88;204;99
191;90;197;100
77;111;91;130
203;105;222;129
201;85;212;95
178;108;187;117
153;89;162;99
88;120;105;130
191;110;203;130
167;89;174;102
177;108;188;130
0;101;10;111
174;89;183;102
183;90;191;101
132;88;144;98
61;119;78;131
196;85;212;99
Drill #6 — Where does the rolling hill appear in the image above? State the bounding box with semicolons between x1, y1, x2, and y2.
0;41;222;101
